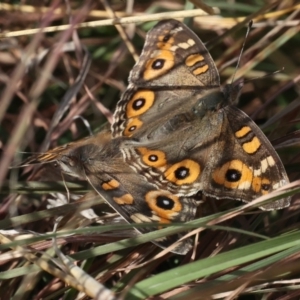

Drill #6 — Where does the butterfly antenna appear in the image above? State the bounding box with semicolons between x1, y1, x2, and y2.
73;115;93;136
244;67;285;84
231;20;253;84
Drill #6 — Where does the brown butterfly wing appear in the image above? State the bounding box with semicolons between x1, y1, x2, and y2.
112;19;220;138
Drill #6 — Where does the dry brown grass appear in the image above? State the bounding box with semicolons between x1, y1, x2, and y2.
1;1;300;299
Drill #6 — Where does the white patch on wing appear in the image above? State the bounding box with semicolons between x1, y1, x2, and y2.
187;39;196;46
178;42;192;49
130;213;151;223
238;181;252;190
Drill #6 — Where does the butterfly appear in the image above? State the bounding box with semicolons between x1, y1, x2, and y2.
23;128;199;254
112;19;290;210
21;19;290;254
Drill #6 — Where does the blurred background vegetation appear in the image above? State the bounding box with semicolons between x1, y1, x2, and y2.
0;1;300;299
